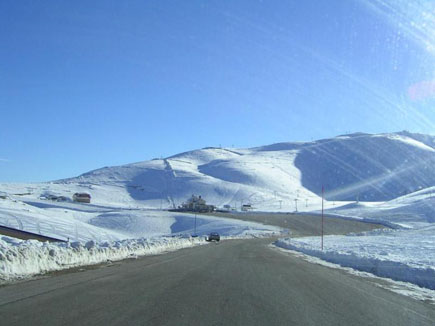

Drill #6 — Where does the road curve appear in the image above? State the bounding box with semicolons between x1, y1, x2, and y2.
207;211;386;236
1;238;433;326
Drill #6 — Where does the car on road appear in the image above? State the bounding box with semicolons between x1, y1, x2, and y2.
206;232;220;242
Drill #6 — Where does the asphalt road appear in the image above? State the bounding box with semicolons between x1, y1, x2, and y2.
207;211;386;236
1;238;433;326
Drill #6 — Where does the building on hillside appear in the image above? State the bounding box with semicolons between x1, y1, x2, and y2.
241;204;253;212
73;192;91;203
177;195;215;213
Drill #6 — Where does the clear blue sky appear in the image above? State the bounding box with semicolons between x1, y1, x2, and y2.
1;0;434;182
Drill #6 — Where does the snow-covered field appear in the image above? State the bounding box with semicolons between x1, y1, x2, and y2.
325;187;435;229
0;195;282;242
275;226;435;290
275;188;435;291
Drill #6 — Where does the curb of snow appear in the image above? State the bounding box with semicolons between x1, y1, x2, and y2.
0;231;280;283
274;238;435;290
0;236;205;283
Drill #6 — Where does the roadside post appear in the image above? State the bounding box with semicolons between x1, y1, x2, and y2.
194;213;197;236
321;186;324;251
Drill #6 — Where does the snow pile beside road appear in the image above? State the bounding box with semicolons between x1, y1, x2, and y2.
0;236;205;282
275;226;435;290
0;229;282;282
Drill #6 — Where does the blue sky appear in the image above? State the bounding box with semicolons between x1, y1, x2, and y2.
1;0;434;182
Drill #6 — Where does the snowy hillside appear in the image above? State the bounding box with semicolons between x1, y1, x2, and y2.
327;186;435;229
55;147;319;210
0;195;281;243
294;132;435;201
2;132;435;211
53;131;435;206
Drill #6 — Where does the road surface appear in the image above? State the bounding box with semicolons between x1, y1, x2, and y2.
1;238;433;326
207;211;386;236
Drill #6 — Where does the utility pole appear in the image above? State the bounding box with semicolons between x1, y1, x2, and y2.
294;199;298;212
279;200;282;209
321;186;324;251
305;199;308;207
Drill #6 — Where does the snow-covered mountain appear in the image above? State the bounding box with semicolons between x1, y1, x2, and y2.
59;146;316;209
294;132;435;201
46;131;435;208
2;131;434;210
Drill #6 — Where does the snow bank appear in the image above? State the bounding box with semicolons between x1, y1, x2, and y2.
0;229;281;283
0;235;205;282
275;227;435;290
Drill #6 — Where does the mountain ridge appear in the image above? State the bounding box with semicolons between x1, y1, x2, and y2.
50;131;435;208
